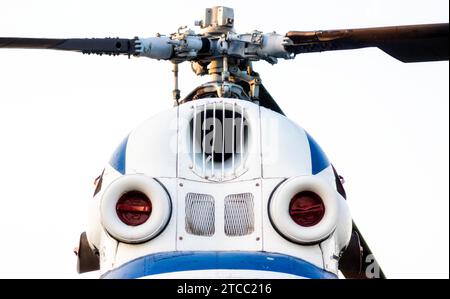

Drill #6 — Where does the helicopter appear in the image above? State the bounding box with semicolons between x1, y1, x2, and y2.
0;5;448;279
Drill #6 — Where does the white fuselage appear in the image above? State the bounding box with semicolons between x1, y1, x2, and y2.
86;98;352;279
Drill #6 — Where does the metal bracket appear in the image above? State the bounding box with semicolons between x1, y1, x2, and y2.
172;62;181;105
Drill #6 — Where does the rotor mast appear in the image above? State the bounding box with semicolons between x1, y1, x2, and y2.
195;6;238;98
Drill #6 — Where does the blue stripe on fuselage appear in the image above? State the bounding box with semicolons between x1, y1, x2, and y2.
305;132;330;175
109;135;129;175
101;251;337;279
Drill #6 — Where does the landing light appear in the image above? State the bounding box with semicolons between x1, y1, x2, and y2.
289;191;325;227
116;191;152;226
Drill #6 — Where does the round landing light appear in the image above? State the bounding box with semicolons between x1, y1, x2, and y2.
289;191;325;227
116;191;152;226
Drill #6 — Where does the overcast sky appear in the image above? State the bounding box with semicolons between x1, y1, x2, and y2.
0;0;448;278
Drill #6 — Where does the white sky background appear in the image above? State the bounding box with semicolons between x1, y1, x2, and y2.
0;0;448;278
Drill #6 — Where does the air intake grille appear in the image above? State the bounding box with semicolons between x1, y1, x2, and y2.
185;193;215;236
224;193;255;236
190;102;248;181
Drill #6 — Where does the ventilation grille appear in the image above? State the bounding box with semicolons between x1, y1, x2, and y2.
190;102;248;181
185;193;215;236
224;193;255;236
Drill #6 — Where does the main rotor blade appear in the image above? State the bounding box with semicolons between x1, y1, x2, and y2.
285;23;449;63
0;37;137;56
339;221;386;279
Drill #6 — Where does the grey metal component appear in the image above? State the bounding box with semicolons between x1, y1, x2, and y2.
136;36;173;60
224;193;255;236
225;31;292;63
169;28;207;61
132;7;294;96
133;7;291;65
172;63;180;103
197;6;235;34
185;193;215;236
181;82;250;102
258;33;294;62
226;31;262;61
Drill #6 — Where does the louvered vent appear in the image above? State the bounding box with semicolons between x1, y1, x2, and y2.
185;193;215;236
190;102;248;181
224;193;255;236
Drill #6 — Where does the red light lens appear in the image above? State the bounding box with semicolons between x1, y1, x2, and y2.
289;191;325;227
116;191;152;226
